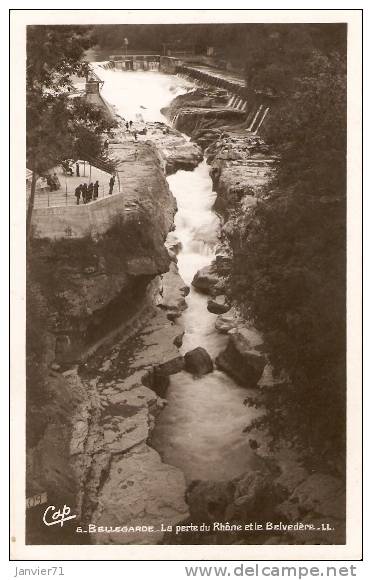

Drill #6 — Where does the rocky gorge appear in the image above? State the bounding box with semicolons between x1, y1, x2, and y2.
26;69;345;546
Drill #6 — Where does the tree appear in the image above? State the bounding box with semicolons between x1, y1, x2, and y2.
228;48;347;466
26;26;115;239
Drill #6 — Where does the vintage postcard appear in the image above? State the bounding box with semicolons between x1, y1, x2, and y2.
10;9;362;560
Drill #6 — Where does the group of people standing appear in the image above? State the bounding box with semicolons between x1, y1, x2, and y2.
46;173;61;191
74;174;116;204
74;181;99;205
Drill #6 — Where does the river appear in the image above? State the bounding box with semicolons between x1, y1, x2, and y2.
96;64;259;483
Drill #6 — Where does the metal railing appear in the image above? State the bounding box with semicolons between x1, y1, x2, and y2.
32;181;121;209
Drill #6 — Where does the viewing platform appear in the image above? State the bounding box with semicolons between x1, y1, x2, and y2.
28;161;119;210
30;139;168;240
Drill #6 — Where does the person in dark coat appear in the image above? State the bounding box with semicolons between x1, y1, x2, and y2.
74;185;81;205
76;162;80;177
109;175;115;195
46;174;54;191
93;180;99;199
129;120;133;129
52;173;61;190
125;122;129;130
82;183;88;204
87;182;94;202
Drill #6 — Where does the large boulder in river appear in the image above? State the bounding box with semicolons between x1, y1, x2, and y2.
154;355;185;378
215;329;265;388
191;264;221;295
184;347;213;376
149;354;185;398
215;312;241;334
151;355;185;397
207;295;230;314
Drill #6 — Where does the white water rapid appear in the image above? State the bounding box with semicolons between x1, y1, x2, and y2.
95;64;259;483
97;67;192;122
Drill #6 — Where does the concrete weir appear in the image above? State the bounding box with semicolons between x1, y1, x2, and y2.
106;54;161;71
102;54;275;133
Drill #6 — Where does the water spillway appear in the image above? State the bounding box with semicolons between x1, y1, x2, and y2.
95;64;259;484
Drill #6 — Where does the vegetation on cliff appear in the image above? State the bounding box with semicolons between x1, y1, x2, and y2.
233;45;347;467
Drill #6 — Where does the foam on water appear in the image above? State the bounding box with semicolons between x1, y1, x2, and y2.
93;65;192;123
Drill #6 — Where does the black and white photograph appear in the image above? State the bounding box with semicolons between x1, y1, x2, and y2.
10;9;362;560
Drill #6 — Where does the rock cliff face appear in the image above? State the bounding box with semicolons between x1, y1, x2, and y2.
27;310;190;544
164;460;345;545
162;88;245;137
142;122;203;174
215;327;266;388
73;307;190;545
26;130;199;544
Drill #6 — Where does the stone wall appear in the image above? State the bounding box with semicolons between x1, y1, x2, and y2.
32;193;137;240
84;91;117;123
